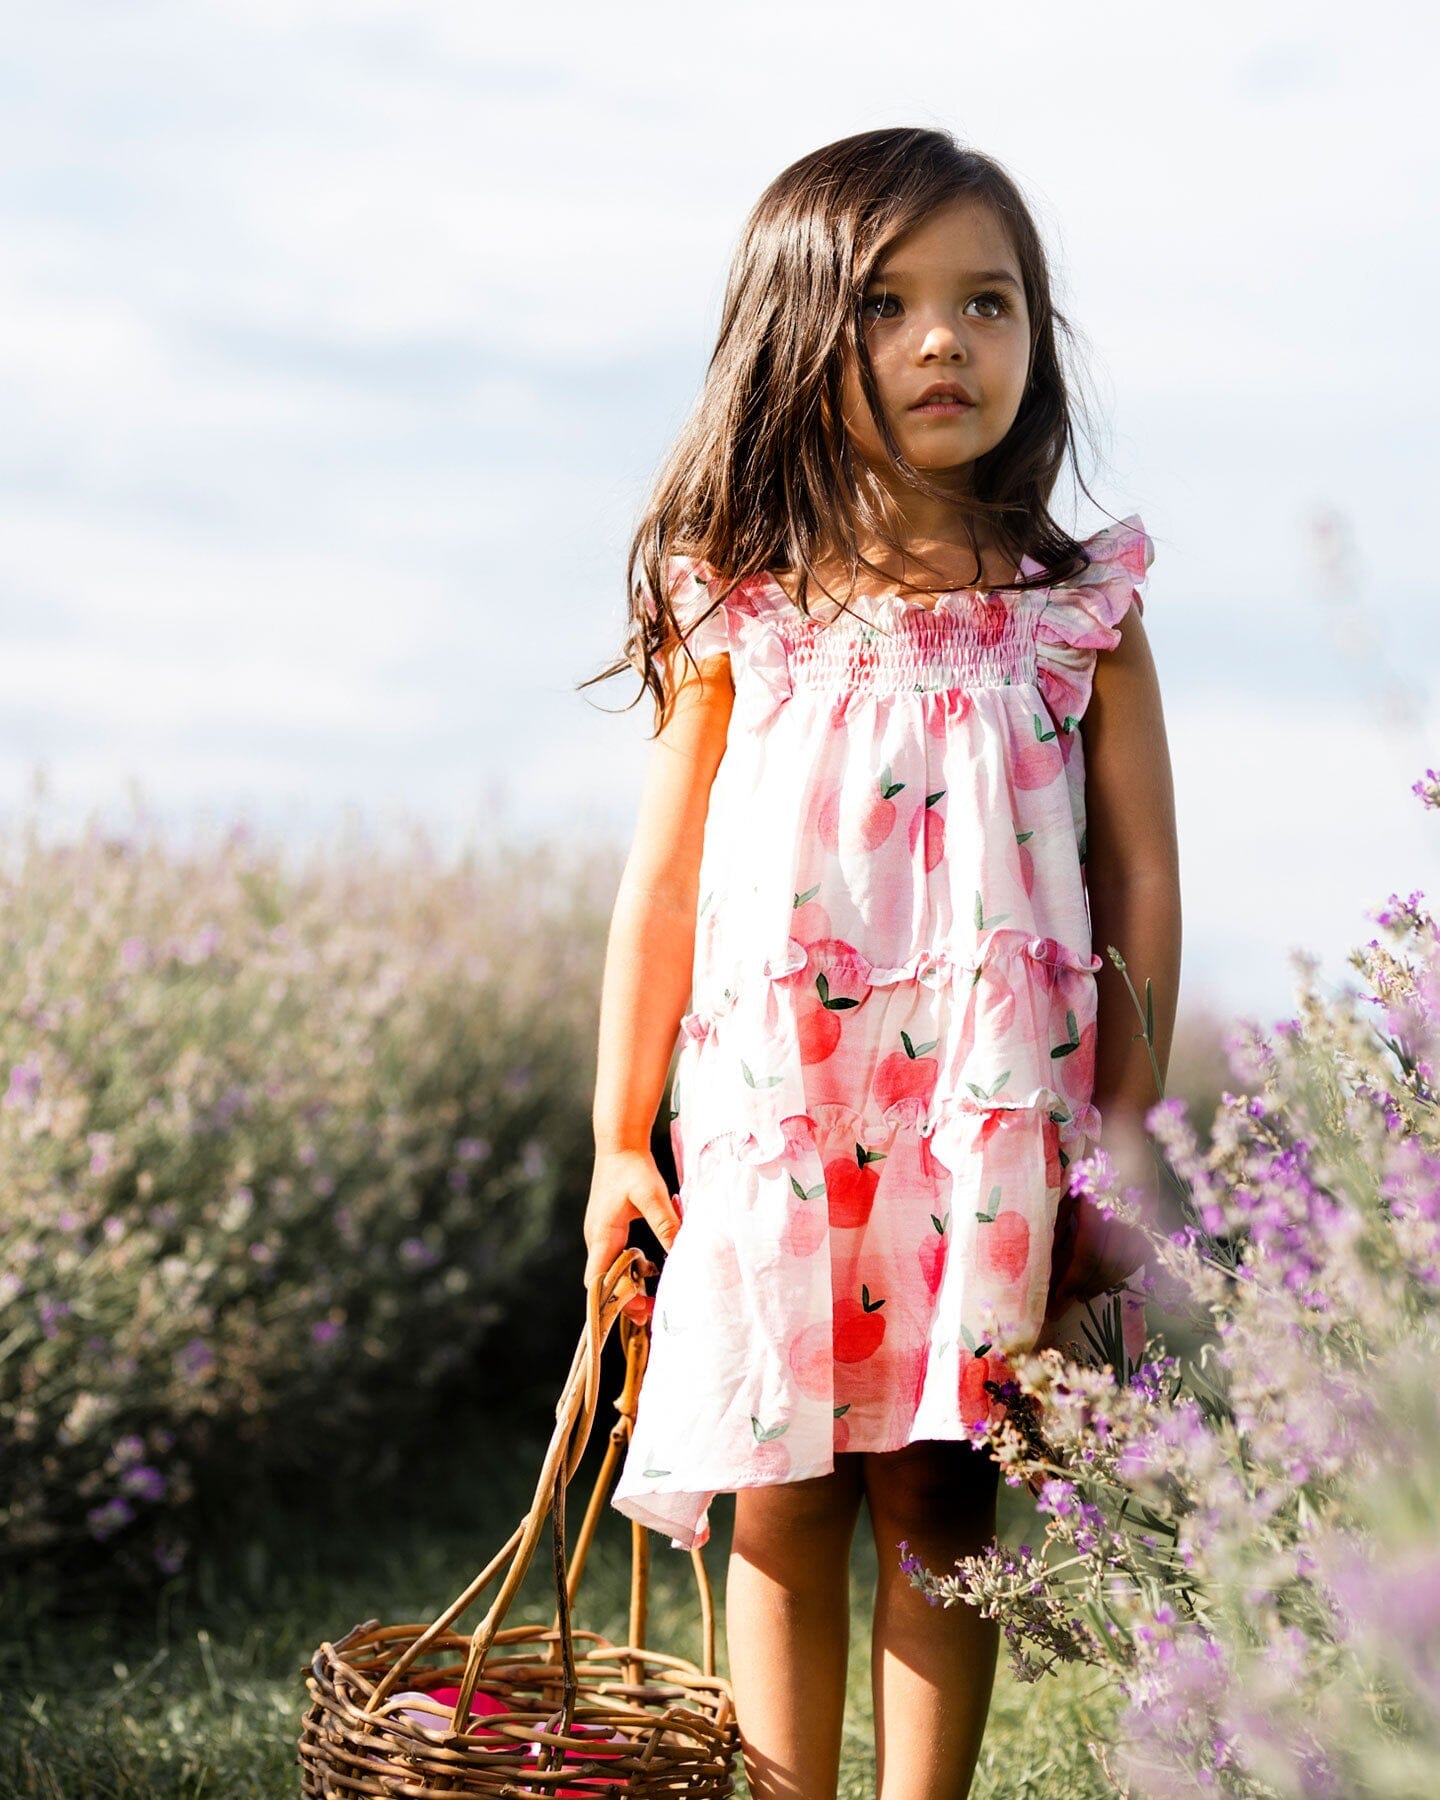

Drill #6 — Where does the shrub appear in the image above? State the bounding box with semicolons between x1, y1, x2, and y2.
908;769;1440;1797
0;791;618;1586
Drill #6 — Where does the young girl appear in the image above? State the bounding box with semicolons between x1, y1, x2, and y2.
582;127;1181;1800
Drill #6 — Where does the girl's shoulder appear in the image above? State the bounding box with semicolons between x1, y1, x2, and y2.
650;552;786;660
1036;514;1154;631
1033;513;1154;728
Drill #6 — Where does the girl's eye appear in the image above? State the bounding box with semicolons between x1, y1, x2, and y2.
970;290;1011;319
860;289;1013;324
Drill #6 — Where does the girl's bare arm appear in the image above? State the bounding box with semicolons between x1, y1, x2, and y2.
1083;602;1182;1128
1045;604;1182;1310
583;652;735;1301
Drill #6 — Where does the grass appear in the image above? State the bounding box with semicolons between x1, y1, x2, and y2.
0;1402;1121;1798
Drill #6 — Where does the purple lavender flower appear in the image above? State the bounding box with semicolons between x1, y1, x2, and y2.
119;1465;168;1503
399;1237;440;1270
5;1058;41;1109
1370;889;1432;934
211;1085;250;1126
153;1538;186;1576
87;1497;136;1541
38;1298;72;1339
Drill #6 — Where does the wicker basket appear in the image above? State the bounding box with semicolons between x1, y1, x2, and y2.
298;1249;739;1796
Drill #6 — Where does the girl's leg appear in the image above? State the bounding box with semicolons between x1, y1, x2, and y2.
862;1438;1002;1800
726;1454;866;1800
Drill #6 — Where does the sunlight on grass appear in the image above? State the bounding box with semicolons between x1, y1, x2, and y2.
1;1427;1119;1797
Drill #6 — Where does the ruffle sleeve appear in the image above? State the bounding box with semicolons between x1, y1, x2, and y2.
1034;514;1153;731
642;554;731;662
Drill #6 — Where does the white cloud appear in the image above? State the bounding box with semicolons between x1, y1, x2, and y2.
0;0;1436;1033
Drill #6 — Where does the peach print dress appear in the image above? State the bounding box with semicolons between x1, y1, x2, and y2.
613;517;1153;1549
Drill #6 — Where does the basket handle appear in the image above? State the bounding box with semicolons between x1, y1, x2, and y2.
363;1248;652;1727
544;1303;721;1685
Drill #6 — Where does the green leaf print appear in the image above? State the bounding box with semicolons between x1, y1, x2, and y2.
965;1071;1011;1101
794;883;820;907
900;1030;939;1059
642;1468;672;1479
930;1212;950;1235
752;1417;791;1443
1051;1010;1082;1058
742;1059;783;1089
975;1184;1003;1224
1015;829;1034;845
925;789;946;807
1032;713;1057;743
1062;715;1080;734
816;971;859;1011
974;888;1012;931
834;1404;851;1418
879;762;906;800
790;1174;826;1201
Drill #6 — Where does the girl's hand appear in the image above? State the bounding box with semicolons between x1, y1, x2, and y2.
583;1148;682;1322
1044;1187;1150;1318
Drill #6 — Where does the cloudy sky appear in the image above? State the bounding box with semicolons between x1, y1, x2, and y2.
2;0;1436;1031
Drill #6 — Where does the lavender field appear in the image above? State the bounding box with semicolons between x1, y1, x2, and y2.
2;773;1438;1796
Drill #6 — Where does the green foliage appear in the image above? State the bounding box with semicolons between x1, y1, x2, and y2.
0;796;619;1585
0;1426;1116;1798
912;808;1440;1795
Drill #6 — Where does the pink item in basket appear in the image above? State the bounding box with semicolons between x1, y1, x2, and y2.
389;1684;515;1745
427;1684;509;1715
527;1720;630;1796
389;1687;628;1786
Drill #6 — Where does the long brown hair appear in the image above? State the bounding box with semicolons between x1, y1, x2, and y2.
580;126;1115;734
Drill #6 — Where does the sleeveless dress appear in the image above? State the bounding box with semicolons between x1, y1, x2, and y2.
612;517;1153;1549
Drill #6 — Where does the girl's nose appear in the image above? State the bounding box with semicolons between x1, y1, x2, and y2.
919;326;966;362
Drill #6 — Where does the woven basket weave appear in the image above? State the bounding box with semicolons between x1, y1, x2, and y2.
298;1249;739;1796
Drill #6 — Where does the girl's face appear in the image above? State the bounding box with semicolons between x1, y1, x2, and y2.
840;197;1032;490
